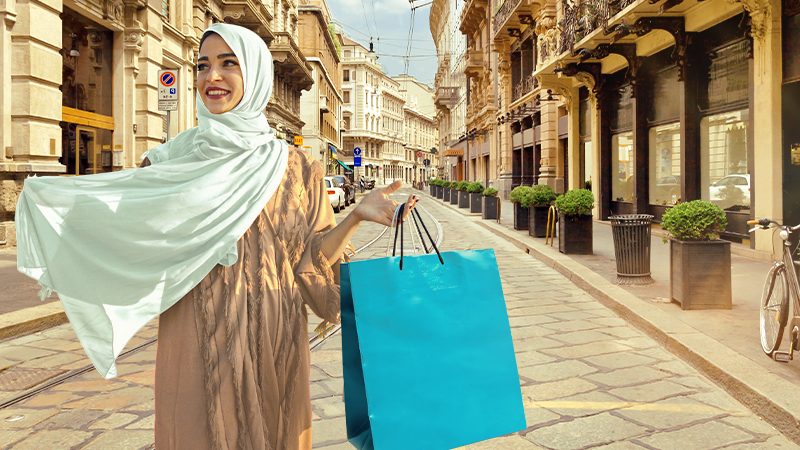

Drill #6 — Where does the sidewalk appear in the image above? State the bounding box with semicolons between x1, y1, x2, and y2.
421;189;800;442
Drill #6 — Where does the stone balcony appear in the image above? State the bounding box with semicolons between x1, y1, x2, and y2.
492;0;541;42
435;86;460;109
270;32;313;91
464;50;486;77
220;0;274;37
459;0;488;35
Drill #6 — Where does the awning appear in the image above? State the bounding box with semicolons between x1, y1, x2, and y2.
335;159;352;171
444;148;464;156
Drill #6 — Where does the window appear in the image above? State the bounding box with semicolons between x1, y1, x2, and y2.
343;70;350;82
611;132;634;202
161;0;170;20
649;123;681;205
343;91;350;103
701;109;750;212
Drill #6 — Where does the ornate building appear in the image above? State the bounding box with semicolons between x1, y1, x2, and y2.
430;0;467;180
0;0;313;246
488;0;795;252
395;75;439;184
298;0;342;169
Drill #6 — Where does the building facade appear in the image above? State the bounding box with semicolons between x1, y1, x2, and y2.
430;0;468;180
0;0;312;246
445;0;796;253
298;0;342;171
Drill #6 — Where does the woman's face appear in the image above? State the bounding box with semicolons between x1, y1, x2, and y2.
197;34;244;114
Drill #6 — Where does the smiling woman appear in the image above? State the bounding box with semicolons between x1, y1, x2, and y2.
197;32;245;114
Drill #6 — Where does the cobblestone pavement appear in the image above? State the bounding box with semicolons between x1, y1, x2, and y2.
0;189;797;449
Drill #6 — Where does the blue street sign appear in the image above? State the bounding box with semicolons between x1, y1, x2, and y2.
354;156;362;167
353;147;362;157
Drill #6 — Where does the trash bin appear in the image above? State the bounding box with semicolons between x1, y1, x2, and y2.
610;214;654;285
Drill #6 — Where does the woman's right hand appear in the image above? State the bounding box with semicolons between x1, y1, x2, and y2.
139;157;151;168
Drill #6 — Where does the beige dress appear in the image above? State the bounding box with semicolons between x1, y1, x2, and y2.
154;150;341;450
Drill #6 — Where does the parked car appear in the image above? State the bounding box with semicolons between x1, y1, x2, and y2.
709;173;750;210
324;177;345;213
331;175;356;206
364;178;376;190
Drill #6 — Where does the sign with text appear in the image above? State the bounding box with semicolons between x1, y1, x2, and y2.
158;69;178;111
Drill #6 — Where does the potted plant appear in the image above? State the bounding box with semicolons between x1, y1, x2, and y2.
509;185;532;231
522;185;557;238
661;200;731;309
457;181;470;209
442;180;451;202
554;189;594;254
430;179;440;197
482;187;500;220
435;179;445;199
467;182;485;214
449;181;460;205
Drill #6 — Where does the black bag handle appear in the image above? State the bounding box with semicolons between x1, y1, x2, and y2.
392;203;444;270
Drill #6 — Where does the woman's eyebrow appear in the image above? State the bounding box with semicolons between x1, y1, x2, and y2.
197;53;237;62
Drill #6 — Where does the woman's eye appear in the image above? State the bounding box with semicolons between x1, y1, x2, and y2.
223;59;239;67
197;63;208;71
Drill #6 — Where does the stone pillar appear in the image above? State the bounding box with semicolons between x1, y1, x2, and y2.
1;0;63;245
134;3;165;165
566;86;581;191
750;0;783;252
114;18;143;168
591;93;603;219
538;94;559;189
0;0;16;164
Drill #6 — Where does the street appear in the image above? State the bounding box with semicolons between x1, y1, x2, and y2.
0;188;796;449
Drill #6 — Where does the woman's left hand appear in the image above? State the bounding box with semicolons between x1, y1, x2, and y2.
353;180;418;227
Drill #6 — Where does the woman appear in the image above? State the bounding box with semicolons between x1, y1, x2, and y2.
16;23;414;449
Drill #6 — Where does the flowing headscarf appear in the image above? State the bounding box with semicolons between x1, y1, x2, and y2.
15;23;288;378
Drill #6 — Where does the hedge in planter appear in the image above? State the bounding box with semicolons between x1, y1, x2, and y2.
482;187;500;220
509;186;532;231
522;185;556;238
442;181;452;202
554;189;594;255
457;181;470;208
449;181;460;205
661;200;731;310
467;182;484;214
434;179;444;199
430;179;438;196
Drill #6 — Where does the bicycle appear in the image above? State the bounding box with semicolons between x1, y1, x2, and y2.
750;218;800;362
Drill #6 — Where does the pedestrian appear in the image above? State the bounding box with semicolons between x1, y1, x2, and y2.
359;175;365;193
15;23;417;450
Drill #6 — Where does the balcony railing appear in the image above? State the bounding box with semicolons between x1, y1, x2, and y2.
493;0;523;35
435;86;460;108
558;0;638;54
512;73;538;102
465;50;485;76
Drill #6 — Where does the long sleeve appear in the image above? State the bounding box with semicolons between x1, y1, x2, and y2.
294;162;342;324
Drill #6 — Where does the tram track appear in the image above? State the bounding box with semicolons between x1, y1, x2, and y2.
0;190;443;409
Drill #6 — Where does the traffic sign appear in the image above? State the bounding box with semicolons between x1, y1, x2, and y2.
423;158;430;167
158;69;178;111
293;135;303;146
416;151;423;158
353;147;362;157
354;156;362;167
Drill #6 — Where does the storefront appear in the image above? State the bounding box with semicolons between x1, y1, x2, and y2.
783;0;800;228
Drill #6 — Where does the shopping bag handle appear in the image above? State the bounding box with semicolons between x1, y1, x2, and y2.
392;203;444;270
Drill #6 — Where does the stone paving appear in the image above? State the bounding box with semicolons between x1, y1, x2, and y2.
0;188;797;449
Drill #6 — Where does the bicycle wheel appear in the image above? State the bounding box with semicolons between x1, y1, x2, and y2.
760;263;790;355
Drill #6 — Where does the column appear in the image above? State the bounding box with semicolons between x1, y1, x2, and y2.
566;87;581;190
538;95;558;188
0;0;16;163
114;20;143;168
751;0;783;252
134;3;165;165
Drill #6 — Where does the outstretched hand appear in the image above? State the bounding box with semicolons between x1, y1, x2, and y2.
353;180;418;227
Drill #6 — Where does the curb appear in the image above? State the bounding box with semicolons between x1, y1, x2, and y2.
0;302;67;341
419;189;800;445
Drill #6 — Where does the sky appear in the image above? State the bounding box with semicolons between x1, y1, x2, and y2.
326;0;439;87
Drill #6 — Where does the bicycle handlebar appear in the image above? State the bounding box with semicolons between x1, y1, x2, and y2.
747;218;800;232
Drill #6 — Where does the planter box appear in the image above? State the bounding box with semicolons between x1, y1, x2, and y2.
443;188;451;202
450;190;459;205
483;197;499;220
513;204;529;231
435;186;444;199
458;191;470;208
528;206;551;238
558;214;593;255
470;193;482;213
670;239;732;309
430;185;436;196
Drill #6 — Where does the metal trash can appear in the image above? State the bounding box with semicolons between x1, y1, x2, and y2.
610;214;654;285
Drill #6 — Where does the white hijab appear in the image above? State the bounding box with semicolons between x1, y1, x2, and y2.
15;23;288;378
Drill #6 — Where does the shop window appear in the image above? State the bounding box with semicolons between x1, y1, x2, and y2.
648;122;681;205
612;132;634;202
581;141;593;190
701;110;750;212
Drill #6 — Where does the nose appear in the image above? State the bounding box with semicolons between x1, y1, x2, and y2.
207;65;223;81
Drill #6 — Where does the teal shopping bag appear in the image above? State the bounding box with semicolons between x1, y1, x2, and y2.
341;245;526;450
